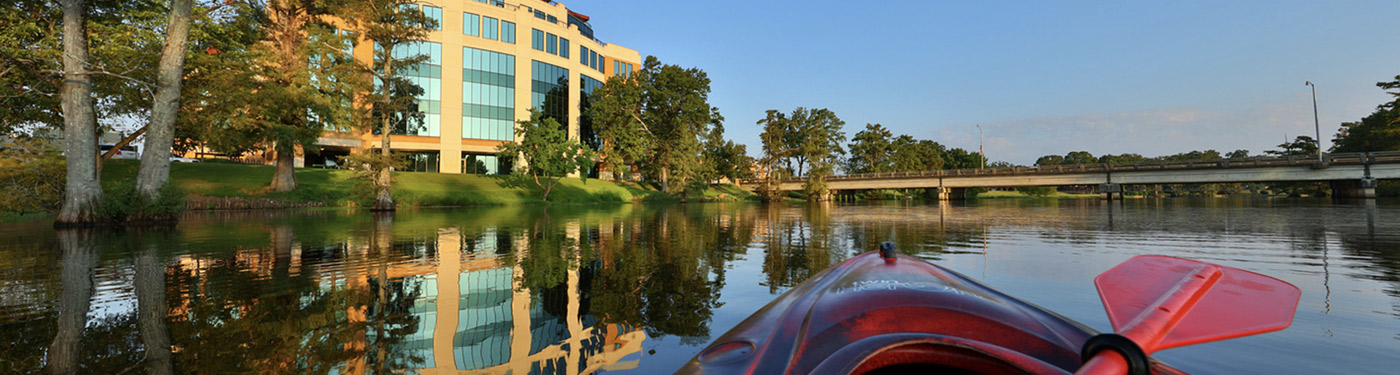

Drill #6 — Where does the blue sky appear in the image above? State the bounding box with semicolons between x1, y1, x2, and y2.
568;0;1400;165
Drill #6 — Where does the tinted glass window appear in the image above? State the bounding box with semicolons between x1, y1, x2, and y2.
465;13;479;36
501;21;515;44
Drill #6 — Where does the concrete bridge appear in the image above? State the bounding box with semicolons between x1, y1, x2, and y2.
739;151;1400;200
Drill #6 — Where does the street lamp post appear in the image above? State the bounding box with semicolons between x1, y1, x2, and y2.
977;124;985;169
1305;81;1322;163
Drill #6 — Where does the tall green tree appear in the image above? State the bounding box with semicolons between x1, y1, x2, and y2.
1266;136;1317;157
790;108;845;200
340;0;433;211
890;136;945;172
941;147;982;169
1063;150;1097;165
1034;155;1065;166
699;132;753;184
496;109;595;201
637;56;722;193
133;0;196;200
583;73;650;180
580;56;721;192
846;123;892;173
1332;75;1400;153
755;109;792;200
194;0;361;192
54;0;103;225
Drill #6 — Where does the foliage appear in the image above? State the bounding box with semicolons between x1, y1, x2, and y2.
1331;75;1400;153
339;0;433;209
0;138;66;214
584;73;651;180
847;123;893;173
0;0;169;136
496;109;596;201
639;57;724;193
581;56;723;192
892;136;947;171
96;182;185;223
1063;151;1096;165
701;138;753;183
1034;155;1065;166
1266;136;1318;157
341;150;407;205
1016;186;1057;197
791;108;846;199
182;0;362;189
1226;149;1251;159
941;147;983;169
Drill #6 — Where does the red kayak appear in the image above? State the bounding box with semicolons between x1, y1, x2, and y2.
679;244;1299;375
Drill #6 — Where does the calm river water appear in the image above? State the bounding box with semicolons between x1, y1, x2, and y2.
1;199;1397;374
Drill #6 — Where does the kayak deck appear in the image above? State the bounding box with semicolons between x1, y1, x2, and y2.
680;251;1187;375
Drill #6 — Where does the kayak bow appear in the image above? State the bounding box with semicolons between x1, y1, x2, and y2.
679;243;1299;375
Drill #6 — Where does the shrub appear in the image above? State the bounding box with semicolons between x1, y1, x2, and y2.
0;139;65;214
1016;186;1057;197
97;183;186;223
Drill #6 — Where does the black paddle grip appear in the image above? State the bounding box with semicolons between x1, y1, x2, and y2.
1081;333;1150;375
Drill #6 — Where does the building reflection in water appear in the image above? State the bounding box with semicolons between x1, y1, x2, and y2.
161;217;644;375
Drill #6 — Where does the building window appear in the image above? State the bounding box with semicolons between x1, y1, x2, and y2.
531;60;570;124
463;153;504;175
475;0;505;7
375;41;443;137
591;51;600;72
531;29;544;51
545;33;557;55
501;21;515;44
579;74;604;152
463;47;516;142
465;13;480;36
423;6;442;30
403;151;440;173
580;46;589;65
483;16;498;40
560;38;569;59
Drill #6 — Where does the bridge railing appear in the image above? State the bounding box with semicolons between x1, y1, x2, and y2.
740;151;1400;185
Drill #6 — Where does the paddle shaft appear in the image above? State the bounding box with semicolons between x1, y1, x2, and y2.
1077;350;1130;375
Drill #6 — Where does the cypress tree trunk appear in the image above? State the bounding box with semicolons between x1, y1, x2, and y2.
135;0;194;199
55;0;102;227
270;142;298;192
372;60;396;212
136;244;174;375
47;230;98;375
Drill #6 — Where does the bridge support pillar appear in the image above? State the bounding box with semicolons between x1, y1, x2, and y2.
937;187;965;201
1331;178;1377;199
1097;183;1123;200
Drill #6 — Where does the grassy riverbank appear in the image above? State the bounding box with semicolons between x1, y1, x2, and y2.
974;190;1098;199
99;160;754;208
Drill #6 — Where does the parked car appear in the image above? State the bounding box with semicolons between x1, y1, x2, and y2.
99;144;140;159
170;156;199;163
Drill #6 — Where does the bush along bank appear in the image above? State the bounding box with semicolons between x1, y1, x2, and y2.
92;160;756;211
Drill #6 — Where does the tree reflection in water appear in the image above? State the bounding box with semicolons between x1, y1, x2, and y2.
5;199;1400;374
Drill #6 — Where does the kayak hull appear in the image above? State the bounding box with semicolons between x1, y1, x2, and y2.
678;251;1187;375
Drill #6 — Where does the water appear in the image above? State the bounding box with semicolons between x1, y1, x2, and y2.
1;199;1397;374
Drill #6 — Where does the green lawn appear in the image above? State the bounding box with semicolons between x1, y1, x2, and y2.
99;159;752;207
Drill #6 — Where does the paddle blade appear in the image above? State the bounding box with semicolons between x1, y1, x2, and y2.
1095;255;1300;352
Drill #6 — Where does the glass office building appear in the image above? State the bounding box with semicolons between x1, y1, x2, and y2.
316;0;641;175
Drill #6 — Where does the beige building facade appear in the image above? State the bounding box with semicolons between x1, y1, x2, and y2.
312;0;641;174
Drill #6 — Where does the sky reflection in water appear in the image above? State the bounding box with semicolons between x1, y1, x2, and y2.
0;198;1397;374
